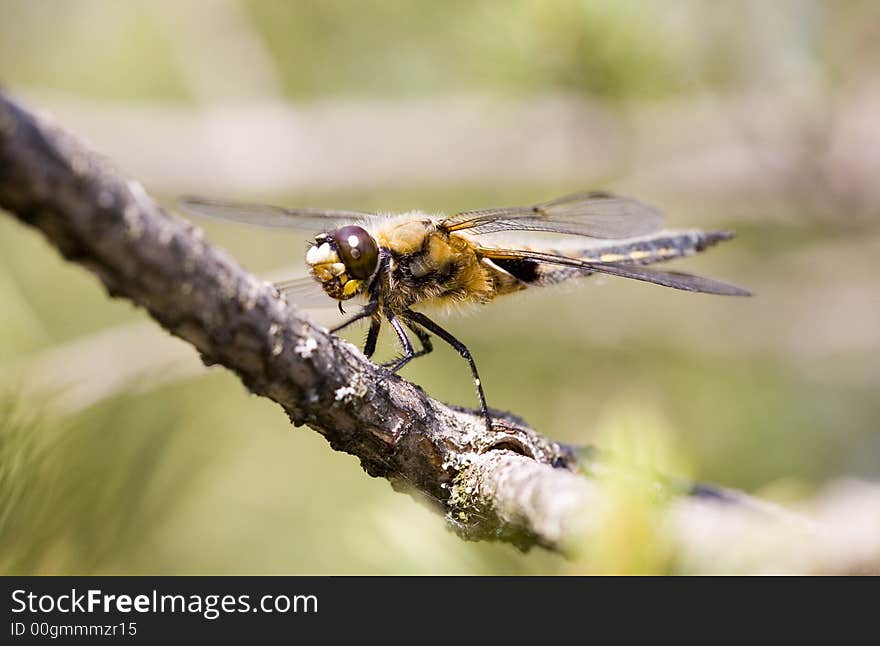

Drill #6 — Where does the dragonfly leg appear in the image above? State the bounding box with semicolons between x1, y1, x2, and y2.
406;322;433;361
381;319;433;367
382;310;416;372
363;315;381;358
403;309;494;432
330;290;380;335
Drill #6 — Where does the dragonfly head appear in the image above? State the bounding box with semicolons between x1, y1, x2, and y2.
306;225;379;301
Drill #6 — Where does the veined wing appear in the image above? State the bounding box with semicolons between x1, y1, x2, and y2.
178;196;377;231
272;275;335;308
480;246;751;296
442;191;663;239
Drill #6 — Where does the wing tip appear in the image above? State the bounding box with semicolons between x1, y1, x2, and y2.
705;229;738;245
725;285;753;297
702;276;751;297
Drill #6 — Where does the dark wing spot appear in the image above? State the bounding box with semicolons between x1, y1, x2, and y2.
491;257;541;283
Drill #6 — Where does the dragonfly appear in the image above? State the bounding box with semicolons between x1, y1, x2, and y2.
179;190;750;431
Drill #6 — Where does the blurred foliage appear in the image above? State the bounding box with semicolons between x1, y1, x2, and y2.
572;404;686;574
3;0;876;103
0;2;188;101
244;0;697;100
0;393;195;574
1;0;879;574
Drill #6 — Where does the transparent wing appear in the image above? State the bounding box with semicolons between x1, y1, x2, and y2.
442;191;664;239
178;196;377;231
272;275;335;308
480;246;751;296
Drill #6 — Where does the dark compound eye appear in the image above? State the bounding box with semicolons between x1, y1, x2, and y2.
332;225;379;280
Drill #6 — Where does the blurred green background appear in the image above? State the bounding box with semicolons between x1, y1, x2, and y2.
1;0;878;574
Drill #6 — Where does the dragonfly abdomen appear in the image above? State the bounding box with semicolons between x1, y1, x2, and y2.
489;229;735;289
576;229;734;266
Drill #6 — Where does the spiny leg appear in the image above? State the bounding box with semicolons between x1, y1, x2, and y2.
363;315;381;358
404;309;493;432
408;322;434;359
383;309;415;373
381;319;433;370
330;290;379;335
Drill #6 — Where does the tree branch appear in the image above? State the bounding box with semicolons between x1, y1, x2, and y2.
1;91;845;566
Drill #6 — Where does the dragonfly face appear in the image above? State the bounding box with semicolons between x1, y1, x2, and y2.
179;190;750;432
306;225;379;301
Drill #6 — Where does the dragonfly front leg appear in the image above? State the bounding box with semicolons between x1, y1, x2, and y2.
363;315;381;358
329;301;377;335
330;288;380;335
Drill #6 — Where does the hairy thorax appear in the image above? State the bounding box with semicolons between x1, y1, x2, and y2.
374;216;501;311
